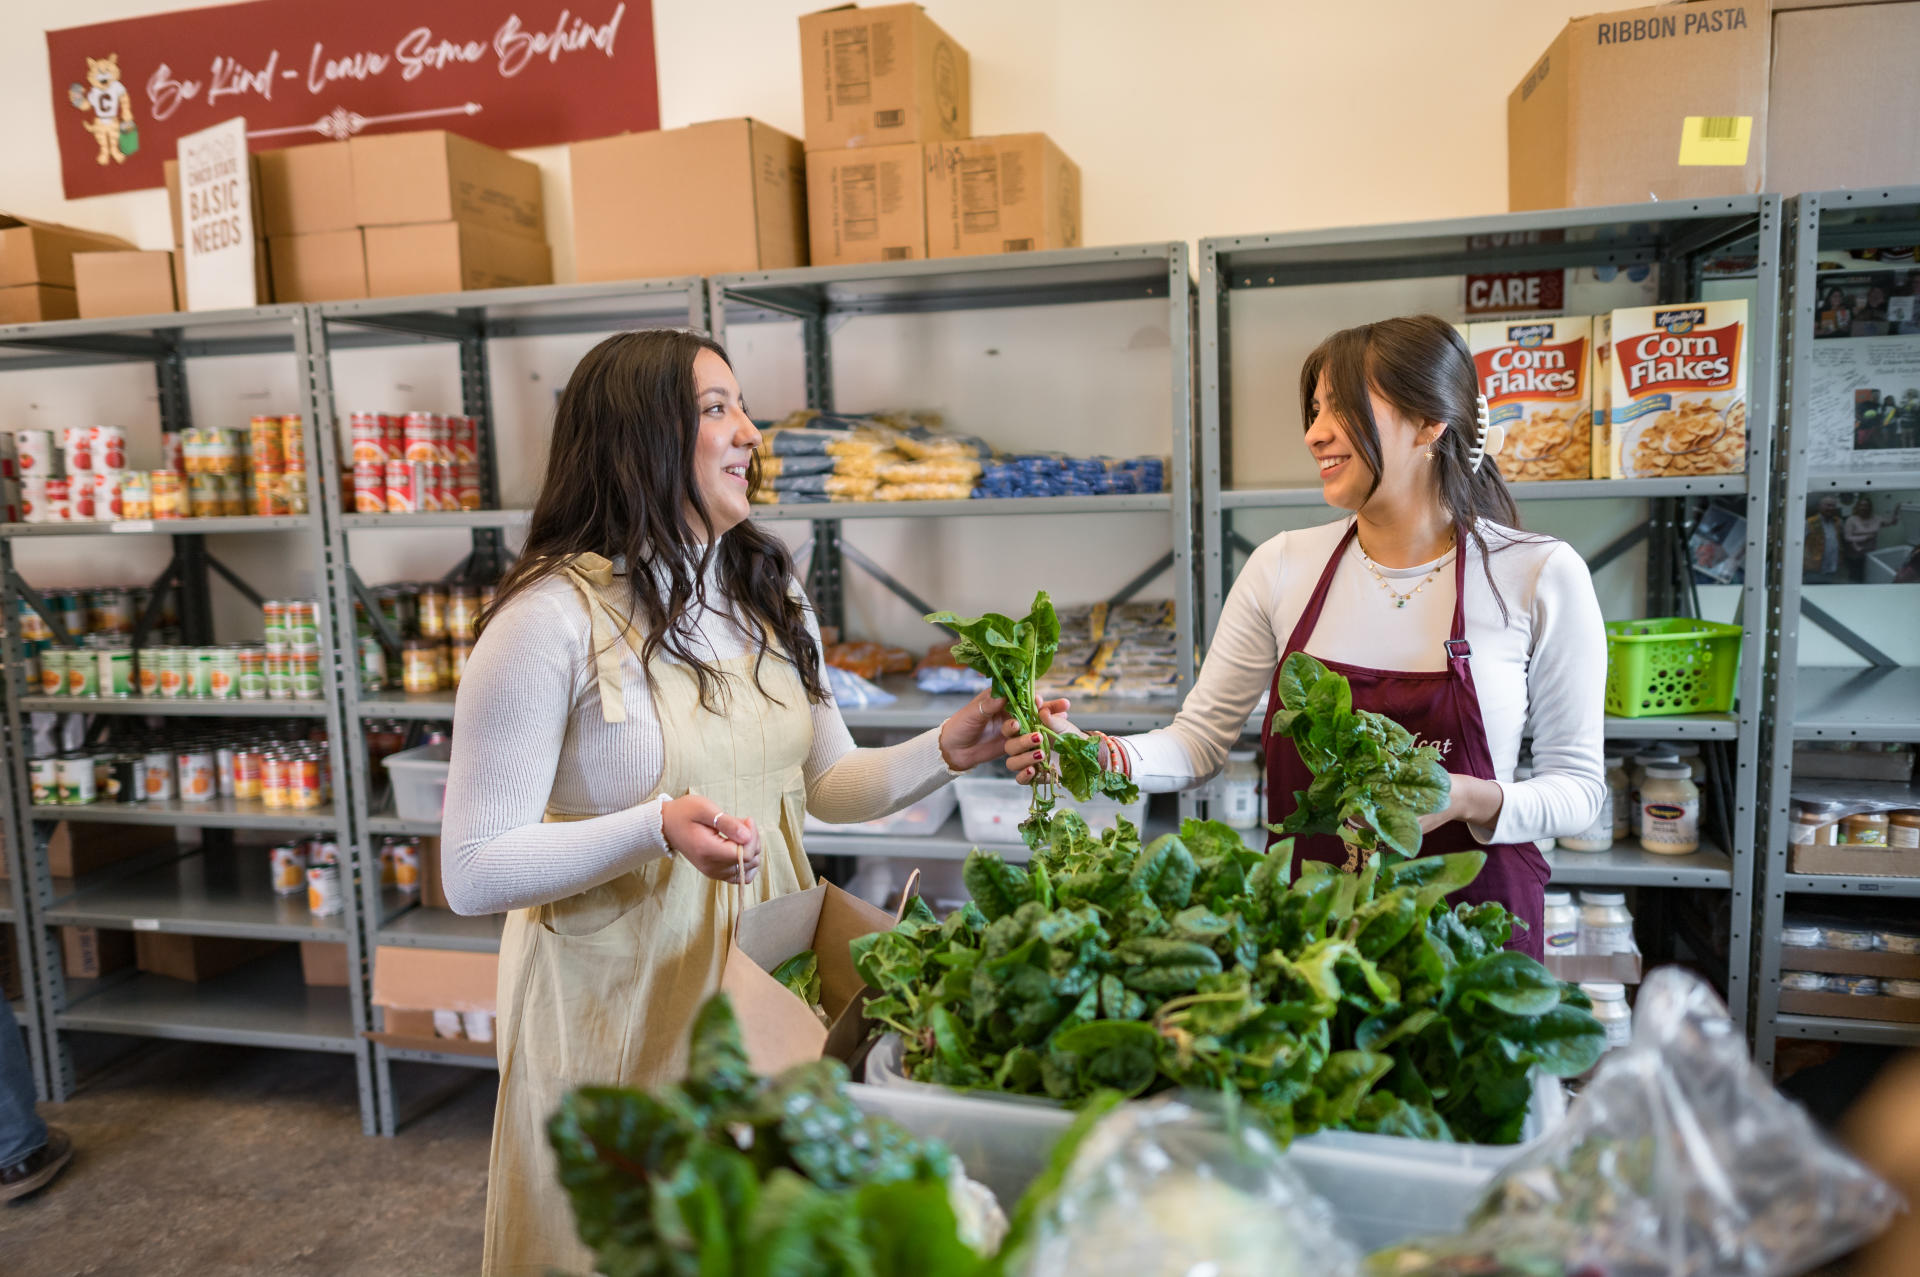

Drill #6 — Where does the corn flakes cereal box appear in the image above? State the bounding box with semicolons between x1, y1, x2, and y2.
1608;300;1747;479
1469;317;1592;482
1591;314;1613;478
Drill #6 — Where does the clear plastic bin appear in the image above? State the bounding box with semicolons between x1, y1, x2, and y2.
383;741;451;821
953;775;1148;846
856;1034;1565;1250
803;783;957;837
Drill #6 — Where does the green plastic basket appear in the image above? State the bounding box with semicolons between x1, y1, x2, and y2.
1604;618;1742;718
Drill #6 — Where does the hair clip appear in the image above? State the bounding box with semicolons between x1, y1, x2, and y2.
1468;393;1505;473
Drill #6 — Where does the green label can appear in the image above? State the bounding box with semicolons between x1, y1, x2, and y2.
266;652;291;700
38;646;66;697
237;646;268;699
209;647;241;699
28;756;58;804
56;753;97;805
66;648;99;698
359;636;386;692
188;648;216;698
293;651;322;700
102;647;134;698
262;600;289;649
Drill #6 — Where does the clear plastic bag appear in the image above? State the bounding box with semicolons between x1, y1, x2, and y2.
1366;968;1904;1277
1017;1094;1361;1277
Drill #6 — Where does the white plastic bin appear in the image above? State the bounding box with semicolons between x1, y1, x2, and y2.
953;775;1148;846
383;741;452;821
803;783;957;837
856;1034;1564;1250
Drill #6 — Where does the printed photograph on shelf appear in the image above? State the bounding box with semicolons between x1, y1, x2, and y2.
1689;499;1747;586
1813;260;1920;339
1801;492;1920;585
1806;334;1920;472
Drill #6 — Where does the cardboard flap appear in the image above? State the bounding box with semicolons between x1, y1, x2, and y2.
724;881;896;1076
371;945;497;1014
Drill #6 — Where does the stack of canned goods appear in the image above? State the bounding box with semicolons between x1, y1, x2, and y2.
261;598;326;700
376;836;425;895
266;839;346;917
13;425;132;521
14;586;170;691
11;419;309;523
237;415;310;516
348;411;483;514
27;729;331;809
360;580;494;694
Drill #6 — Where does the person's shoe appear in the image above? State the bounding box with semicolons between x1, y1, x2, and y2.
0;1128;73;1202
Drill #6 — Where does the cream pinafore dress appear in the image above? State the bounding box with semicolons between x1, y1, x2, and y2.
481;554;815;1276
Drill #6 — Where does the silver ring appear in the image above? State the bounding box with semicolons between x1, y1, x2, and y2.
708;811;727;831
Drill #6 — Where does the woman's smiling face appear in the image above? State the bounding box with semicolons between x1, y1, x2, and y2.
686;347;760;537
1303;372;1437;513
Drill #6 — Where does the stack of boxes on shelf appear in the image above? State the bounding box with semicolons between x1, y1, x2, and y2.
0;213;135;323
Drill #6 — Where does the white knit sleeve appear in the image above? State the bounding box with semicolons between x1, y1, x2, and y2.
439;590;668;916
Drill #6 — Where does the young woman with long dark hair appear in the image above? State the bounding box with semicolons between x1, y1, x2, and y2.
1003;315;1608;954
442;330;1010;1276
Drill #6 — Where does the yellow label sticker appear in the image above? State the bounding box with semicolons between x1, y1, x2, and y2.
1677;116;1753;167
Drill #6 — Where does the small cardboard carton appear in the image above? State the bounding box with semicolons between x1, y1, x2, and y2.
925;133;1082;259
348;131;545;243
807;143;927;266
300;940;351;988
1469;316;1594;483
62;925;135;979
798;3;971;151
135;932;278;982
368;944;497;1057
1768;2;1920;195
1608;300;1749;478
1507;2;1769;210
163;157;265;248
74;250;177;319
362;221;552;298
267;230;368;303
0;213;135;289
571;119;807;281
257;141;357;237
0;286;78;324
1791;842;1920;879
1779;990;1920;1024
723;877;902;1076
1781;942;1920;982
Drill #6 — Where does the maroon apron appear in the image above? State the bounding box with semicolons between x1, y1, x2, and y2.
1259;524;1549;958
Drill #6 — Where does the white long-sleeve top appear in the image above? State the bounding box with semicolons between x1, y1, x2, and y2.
439;564;958;916
1118;517;1608;847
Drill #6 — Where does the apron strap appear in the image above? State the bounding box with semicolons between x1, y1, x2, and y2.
1444;528;1472;675
556;554;643;725
1282;521;1361;656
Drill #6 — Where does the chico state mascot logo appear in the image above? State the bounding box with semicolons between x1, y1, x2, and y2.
68;53;138;166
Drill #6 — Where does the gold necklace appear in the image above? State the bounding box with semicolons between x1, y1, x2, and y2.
1358;534;1454;609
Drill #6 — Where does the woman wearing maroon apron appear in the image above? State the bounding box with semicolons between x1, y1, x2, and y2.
1003;316;1608;956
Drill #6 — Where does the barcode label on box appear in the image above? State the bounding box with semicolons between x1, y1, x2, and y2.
1677;116;1752;167
874;109;904;127
133;918;160;931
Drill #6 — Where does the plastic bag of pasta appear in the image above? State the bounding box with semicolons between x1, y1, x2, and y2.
894;424;991;460
873;481;975;501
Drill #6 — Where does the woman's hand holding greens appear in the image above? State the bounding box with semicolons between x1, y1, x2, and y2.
936;691;1012;771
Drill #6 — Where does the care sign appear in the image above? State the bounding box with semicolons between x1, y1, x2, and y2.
178;118;257;313
1465;269;1566;317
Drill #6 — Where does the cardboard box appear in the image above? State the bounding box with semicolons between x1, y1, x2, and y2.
163;156;266;248
134;932;278;982
257;141;357;237
1780;989;1920;1024
1470;316;1594;482
299;940;350;987
1508;3;1768;211
1591;314;1615;477
1781;943;1920;981
0;286;78;324
1608;299;1749;478
0;213;135;288
572;120;807;281
74;250;176;319
722;880;897;1075
925;134;1082;259
798;3;970;151
267;230;368;303
1769;2;1920;196
61;926;135;979
1791;842;1920;878
349;131;544;242
0;822;174;882
807;143;926;265
367;944;497;1057
362;221;551;298
172;239;271;311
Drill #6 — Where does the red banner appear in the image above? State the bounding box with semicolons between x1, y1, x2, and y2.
47;0;656;200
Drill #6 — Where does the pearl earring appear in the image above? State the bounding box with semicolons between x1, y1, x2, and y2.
1424;448;1436;460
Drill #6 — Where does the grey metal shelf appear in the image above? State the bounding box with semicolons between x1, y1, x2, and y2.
30;797;338;831
1;515;315;538
359;691;458;720
804;808;1183;863
1806;469;1920;492
1790;666;1920;741
841;679;1179;733
1219;476;1746;509
43;849;349;942
366;813;441;837
1240;704;1739;741
376;899;502;953
19;695;327;718
1782;873;1920;899
316;276;707;342
1773;1014;1920;1048
380;1045;499;1070
55;950;358;1053
1544;841;1732;889
341;510;531;532
752;494;1172;521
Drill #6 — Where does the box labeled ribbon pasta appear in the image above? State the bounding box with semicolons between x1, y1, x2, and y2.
1608;300;1748;479
1469;316;1592;482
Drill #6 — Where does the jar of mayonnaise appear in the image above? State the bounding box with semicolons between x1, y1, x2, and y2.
1578;891;1635;956
1628;751;1680;836
1580;981;1633;1053
1639;763;1700;855
1213;749;1264;830
1542;890;1579;957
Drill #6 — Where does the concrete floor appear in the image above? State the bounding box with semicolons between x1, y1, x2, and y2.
0;1043;496;1276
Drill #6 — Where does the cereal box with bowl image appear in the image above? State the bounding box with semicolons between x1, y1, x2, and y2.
1469;317;1592;482
1608;300;1748;479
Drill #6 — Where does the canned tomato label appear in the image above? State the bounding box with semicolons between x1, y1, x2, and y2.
57;754;97;805
72;477;96;520
62;427;93;474
177;751;217;802
307;863;344;917
143;751;176;800
353;462;387;513
385;460;422;513
270;844;308;896
38;647;66;696
29;756;58;804
45;476;73;522
290;755;325;808
14;429;53;473
67;650;99;697
261;753;290;808
20;476;50;522
90;425;127;469
233;748;264;800
238;647;268;699
90;470;124;519
101;647;133;697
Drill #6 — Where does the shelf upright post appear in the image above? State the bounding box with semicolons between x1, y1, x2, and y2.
1198;242;1231;648
0;540;49;1100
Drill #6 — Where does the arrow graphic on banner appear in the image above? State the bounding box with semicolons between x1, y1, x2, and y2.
247;102;482;141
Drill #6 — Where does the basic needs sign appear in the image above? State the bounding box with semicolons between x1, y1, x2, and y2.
179;119;257;312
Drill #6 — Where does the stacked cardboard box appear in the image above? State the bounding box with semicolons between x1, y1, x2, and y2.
73;250;177;319
0;213;134;323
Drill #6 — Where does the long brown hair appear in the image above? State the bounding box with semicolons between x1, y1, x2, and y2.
1300;315;1525;618
480;329;825;710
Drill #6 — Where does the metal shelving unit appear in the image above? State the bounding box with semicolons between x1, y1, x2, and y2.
1199;199;1782;1022
0;306;372;1128
1754;187;1920;1075
309;277;710;1127
1;614;46;1099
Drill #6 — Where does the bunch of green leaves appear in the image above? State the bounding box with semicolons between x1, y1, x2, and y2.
548;995;985;1277
770;950;821;1007
925;591;1138;838
1268;653;1452;863
853;814;1603;1147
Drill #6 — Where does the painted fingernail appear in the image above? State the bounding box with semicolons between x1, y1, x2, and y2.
1032;750;1043;760
1031;734;1041;744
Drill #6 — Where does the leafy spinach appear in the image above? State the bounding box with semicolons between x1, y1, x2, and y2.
770;950;822;1007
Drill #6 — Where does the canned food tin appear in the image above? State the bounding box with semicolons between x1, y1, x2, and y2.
57;754;97;805
447;586;479;640
403;412;441;462
233;747;264;800
38;646;66;696
280;415;307;473
309;839;340;866
62;427;93;474
157;648;187;698
307;863;344;917
261;752;290;809
359;635;387;692
262;599;289;647
284;469;310;516
91;425;128;470
151;469;186;520
350;413;385;464
447;415;477;464
378;841;398;887
392;839;422;893
186;648;216;699
418;587;448;639
104;755;144;803
136;651;161;697
426;461;452;513
19;476;51;523
352;462;386;513
45;476;73;522
89;470;125;520
450;641;473;688
238;646;268;699
143;750;176;800
215;745;239;797
217;473;247;518
188;471;222;518
266;652;291;700
120;470;153;520
385;460;424;514
88;587;133;634
289;600;319;646
209;647;240;699
270;844;308;896
93;755;113;795
100;647;133;698
66;649;99;697
14;429;54;474
28;756;58;804
293;651;322;700
160;430;185;472
249;415;285;472
177;750;217;803
71;477;96;520
289;755;325;809
402;639;440;694
455;462;483;511
250;476;288;517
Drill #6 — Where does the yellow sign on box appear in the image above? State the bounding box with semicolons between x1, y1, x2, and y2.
1677;116;1753;167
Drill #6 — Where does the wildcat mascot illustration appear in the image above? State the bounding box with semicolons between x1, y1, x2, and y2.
68;54;137;166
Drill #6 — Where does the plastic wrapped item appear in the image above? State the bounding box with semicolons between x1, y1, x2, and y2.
880;457;984;484
876;481;976;501
1016;1094;1360;1277
1366;967;1903;1277
916;649;991;695
822;640;915;681
824;664;897;709
765;472;880;498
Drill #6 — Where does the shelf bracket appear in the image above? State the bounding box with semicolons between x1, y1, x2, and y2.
203;552;266;609
1107;550;1176;608
6;569;76;648
1586;524;1649;575
1227;530;1260;559
836;541;942;628
348;567;405;652
130;552;184;652
1800;598;1899;668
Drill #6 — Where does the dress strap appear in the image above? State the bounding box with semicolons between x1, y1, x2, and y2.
555;553;643;724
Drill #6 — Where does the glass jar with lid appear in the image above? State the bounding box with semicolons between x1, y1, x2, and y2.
1842;811;1890;847
1891;810;1920;850
1542;890;1578;956
1213;749;1263;831
1790;800;1847;848
1579;982;1632;1053
1661;741;1708;784
1640;763;1700;854
1578;891;1634;956
1605;754;1630;839
1628;751;1680;836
